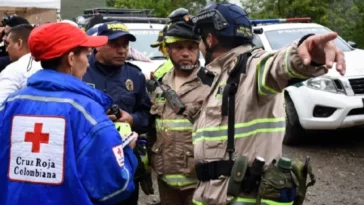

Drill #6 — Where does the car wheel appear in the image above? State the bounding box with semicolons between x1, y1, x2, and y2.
284;93;306;146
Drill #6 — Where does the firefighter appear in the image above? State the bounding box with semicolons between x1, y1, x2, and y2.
191;3;345;205
149;10;210;205
150;25;173;80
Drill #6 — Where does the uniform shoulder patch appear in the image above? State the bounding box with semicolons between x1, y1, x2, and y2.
125;62;142;72
197;67;215;87
112;144;124;167
8;115;66;185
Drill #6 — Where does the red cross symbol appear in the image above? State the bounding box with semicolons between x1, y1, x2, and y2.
24;123;50;153
117;148;122;156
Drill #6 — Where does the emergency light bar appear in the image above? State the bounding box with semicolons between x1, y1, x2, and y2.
251;17;311;25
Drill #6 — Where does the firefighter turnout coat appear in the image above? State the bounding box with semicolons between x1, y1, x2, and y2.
192;42;327;205
150;67;211;190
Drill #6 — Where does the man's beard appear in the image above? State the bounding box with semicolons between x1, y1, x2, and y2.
170;57;198;71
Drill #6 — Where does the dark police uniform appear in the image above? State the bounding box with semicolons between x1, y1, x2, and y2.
83;52;151;133
83;52;151;204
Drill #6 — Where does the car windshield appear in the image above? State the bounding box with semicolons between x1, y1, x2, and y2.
129;29;163;58
265;27;352;52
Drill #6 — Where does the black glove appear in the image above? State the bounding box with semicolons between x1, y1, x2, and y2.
140;171;154;195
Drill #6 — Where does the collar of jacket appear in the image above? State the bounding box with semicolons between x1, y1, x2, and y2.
207;44;252;75
88;50;122;76
18;53;31;61
162;65;201;89
27;69;113;111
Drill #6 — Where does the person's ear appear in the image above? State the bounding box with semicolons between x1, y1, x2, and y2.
206;33;218;48
17;39;23;49
67;51;76;68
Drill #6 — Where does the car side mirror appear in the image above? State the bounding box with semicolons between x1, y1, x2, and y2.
348;41;357;48
253;28;263;34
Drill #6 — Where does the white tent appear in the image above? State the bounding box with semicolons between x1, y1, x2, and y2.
0;0;60;9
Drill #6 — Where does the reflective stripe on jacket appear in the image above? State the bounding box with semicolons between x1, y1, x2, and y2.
150;67;210;190
192;42;327;204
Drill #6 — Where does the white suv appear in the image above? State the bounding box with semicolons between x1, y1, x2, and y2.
126;23;167;79
252;18;364;145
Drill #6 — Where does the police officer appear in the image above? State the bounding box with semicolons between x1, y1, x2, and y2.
191;3;345;205
149;9;210;205
83;22;151;205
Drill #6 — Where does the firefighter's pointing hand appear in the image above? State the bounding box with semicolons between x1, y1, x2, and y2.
298;32;346;76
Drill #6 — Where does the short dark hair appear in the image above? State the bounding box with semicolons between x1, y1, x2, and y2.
40;47;86;70
8;24;34;47
200;24;252;49
2;15;30;27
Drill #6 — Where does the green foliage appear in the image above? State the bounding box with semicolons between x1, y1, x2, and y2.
241;0;364;48
106;0;116;7
113;0;228;17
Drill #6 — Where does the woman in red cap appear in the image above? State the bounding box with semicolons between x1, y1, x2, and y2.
0;22;138;205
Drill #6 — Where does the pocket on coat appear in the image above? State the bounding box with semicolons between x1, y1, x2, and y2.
204;105;223;127
201;105;226;160
151;142;163;175
150;102;165;116
183;102;203;123
182;145;196;175
203;141;227;160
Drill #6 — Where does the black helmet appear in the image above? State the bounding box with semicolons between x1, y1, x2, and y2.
193;3;253;40
165;8;200;43
168;8;189;23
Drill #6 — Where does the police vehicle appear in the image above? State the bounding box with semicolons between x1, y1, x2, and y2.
75;8;168;79
252;18;364;145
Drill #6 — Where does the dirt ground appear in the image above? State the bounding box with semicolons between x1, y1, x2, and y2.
138;127;364;205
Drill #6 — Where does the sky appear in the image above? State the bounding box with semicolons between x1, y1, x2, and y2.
207;0;243;6
229;0;243;6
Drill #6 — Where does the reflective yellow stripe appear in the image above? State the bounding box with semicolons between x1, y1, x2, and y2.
256;52;280;95
154;58;173;79
284;47;308;79
192;199;205;205
230;198;258;205
261;199;294;205
156;119;193;131
193;198;293;205
161;174;198;187
193;118;285;144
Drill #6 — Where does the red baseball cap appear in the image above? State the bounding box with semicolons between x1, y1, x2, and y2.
28;22;108;61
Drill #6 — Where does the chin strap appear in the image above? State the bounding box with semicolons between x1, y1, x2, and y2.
202;36;218;66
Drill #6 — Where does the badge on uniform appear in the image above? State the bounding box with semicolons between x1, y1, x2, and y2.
215;82;226;99
125;79;134;91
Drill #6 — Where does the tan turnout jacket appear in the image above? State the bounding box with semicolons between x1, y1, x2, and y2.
150;67;211;190
192;42;327;204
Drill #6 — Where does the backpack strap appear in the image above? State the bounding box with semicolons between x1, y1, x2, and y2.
221;52;251;161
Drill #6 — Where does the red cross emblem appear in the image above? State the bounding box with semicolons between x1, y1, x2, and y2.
117;148;122;156
24;123;50;153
